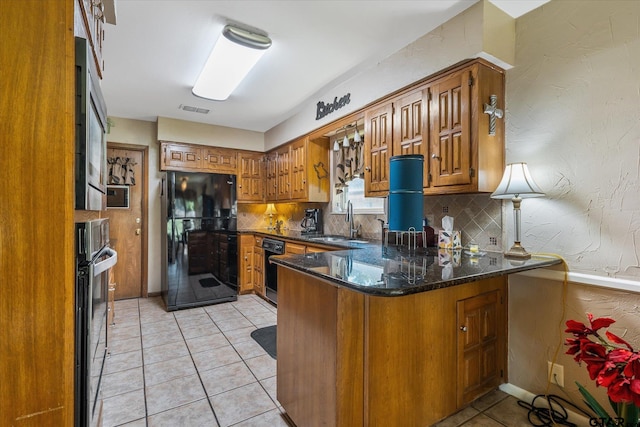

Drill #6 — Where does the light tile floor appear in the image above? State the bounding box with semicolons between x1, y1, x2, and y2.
103;294;536;427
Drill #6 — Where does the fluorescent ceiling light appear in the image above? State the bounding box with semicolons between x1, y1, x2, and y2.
192;25;271;101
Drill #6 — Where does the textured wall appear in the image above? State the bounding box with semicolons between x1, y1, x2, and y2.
505;0;640;281
507;0;640;411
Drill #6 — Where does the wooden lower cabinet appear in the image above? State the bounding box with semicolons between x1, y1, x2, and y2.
277;268;506;427
285;241;306;255
239;235;254;294
239;234;266;296
253;235;265;296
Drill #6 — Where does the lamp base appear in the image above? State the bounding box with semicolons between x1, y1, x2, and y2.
504;242;532;259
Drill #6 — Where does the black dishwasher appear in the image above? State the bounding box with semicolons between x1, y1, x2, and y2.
262;237;285;304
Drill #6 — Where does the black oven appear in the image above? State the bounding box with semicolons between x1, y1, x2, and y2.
75;219;117;427
75;37;107;211
262;238;285;304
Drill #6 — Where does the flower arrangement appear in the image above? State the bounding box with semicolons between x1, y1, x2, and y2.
565;313;640;427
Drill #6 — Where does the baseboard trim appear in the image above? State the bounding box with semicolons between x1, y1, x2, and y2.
499;383;590;426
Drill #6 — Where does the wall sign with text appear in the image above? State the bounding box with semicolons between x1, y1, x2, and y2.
316;93;351;120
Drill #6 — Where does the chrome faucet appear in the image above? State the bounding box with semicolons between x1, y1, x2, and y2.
346;200;361;239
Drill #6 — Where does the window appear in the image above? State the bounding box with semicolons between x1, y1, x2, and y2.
331;174;385;215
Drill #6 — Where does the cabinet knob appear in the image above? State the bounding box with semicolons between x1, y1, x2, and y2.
431;154;440;160
460;325;468;332
365;167;371;172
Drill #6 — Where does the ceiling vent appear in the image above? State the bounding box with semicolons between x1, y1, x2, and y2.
179;104;210;114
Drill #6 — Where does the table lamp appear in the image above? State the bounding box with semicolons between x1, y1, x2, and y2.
264;203;277;229
490;163;544;259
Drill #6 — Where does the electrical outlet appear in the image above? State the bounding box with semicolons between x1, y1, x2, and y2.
547;361;564;387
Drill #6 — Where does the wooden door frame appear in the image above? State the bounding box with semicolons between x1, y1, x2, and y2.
106;142;149;297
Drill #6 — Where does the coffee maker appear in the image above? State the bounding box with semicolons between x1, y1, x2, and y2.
301;208;322;234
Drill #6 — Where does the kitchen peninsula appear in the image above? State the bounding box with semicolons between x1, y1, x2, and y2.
270;243;561;426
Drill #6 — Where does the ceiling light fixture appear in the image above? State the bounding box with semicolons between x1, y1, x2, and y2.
192;24;272;101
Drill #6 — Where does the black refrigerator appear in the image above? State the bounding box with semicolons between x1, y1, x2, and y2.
161;171;238;311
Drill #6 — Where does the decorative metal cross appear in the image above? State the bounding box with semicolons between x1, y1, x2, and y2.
483;94;504;136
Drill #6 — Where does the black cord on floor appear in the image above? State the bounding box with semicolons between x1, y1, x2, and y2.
517;394;593;426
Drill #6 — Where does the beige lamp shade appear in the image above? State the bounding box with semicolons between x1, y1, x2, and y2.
264;203;277;215
490;162;544;199
490;162;544;259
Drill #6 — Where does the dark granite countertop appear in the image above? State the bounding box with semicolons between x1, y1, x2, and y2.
238;229;370;249
269;244;562;297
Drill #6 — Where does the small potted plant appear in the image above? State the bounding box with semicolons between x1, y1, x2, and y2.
565;313;640;427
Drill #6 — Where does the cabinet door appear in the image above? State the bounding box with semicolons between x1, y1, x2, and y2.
239;235;254;294
238;152;264;202
203;147;237;174
276;146;291;200
393;89;428;188
285;242;306;255
265;153;278;201
161;142;202;171
253;247;264;296
456;289;502;407
78;0;105;78
290;138;307;200
306;245;326;254
364;102;392;196
430;70;471;187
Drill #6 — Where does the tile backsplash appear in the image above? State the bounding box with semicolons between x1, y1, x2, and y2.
237;193;502;251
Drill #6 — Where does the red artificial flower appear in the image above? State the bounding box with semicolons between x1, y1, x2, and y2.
623;355;640;378
607;377;633;403
606;330;635;352
565;313;640;409
565;313;616;337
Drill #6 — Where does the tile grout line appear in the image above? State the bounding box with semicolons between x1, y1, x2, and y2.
174;306;223;427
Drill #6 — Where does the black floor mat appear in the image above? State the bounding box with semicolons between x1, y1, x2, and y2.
251;325;277;359
199;278;220;287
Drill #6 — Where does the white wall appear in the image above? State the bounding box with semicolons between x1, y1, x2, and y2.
506;0;640;282
264;0;515;150
157;116;264;151
505;0;640;410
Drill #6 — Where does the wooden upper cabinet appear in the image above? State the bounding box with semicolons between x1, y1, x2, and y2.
364;102;393;196
276;145;291;200
76;0;107;77
290;138;307;200
238;151;264;202
291;137;330;202
161;142;202;170
203;147;237;174
427;61;505;194
362;59;504;197
268;136;330;203
159;141;239;175
393;89;429;189
430;70;471;188
265;152;278;201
